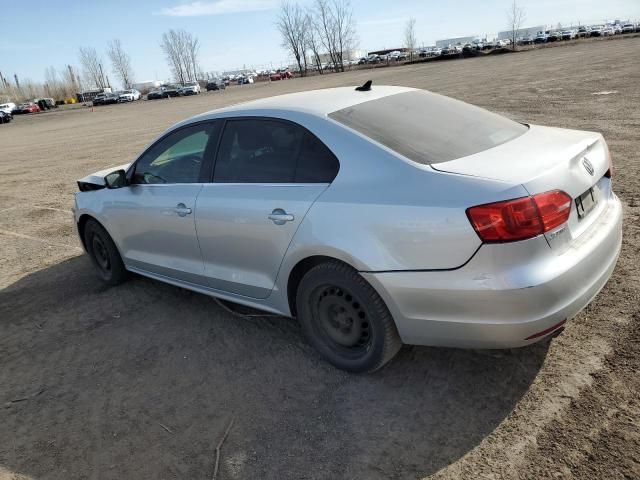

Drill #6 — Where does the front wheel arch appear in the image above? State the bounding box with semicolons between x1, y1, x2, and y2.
77;214;123;259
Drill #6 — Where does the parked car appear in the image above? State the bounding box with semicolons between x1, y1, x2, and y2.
602;26;615;36
237;76;254;85
161;84;182;97
147;89;168;100
13;102;40;114
270;71;292;81
621;23;635;33
0;111;12;123
93;93;119;106
75;85;621;373
37;98;56;110
613;24;622;34
518;36;534;45
590;26;604;37
389;50;408;60
118;89;141;102
179;82;201;95
547;31;562;42
206;80;226;91
561;30;576;40
577;26;590;37
357;57;367;64
0;102;16;115
535;32;549;43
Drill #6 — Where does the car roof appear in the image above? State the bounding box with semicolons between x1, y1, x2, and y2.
201;85;417;118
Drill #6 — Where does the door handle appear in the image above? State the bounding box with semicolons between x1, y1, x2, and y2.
173;203;192;217
268;208;294;225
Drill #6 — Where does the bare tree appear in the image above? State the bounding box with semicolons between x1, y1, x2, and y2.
404;18;417;60
331;0;356;71
305;13;324;74
161;30;185;84
314;0;338;71
313;0;356;73
107;39;135;88
161;29;201;84
78;46;106;89
185;34;201;82
277;1;308;76
507;0;526;51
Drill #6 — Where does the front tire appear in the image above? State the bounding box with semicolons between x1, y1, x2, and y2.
296;261;402;373
83;219;127;286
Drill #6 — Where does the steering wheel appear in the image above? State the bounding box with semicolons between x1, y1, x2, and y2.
142;172;168;184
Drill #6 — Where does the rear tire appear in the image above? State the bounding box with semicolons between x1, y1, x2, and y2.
296;261;402;373
83;219;127;286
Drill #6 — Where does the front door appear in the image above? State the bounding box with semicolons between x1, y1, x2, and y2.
104;121;219;285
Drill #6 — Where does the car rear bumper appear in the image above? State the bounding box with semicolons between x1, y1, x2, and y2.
363;194;622;349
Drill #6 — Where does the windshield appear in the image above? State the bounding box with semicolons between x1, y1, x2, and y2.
329;90;528;165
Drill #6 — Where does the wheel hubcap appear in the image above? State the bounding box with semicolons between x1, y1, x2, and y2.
92;235;110;272
316;287;370;349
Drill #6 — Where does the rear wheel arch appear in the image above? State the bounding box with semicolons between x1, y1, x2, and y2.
287;255;359;317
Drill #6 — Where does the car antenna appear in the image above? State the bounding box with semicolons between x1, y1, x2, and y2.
355;80;372;91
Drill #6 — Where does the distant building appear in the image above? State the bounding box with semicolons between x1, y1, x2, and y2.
435;36;478;48
498;25;547;40
367;48;411;56
312;49;365;64
132;80;162;93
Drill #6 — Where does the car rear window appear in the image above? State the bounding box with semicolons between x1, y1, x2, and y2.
328;90;528;164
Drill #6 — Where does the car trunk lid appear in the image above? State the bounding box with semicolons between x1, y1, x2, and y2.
432;125;612;248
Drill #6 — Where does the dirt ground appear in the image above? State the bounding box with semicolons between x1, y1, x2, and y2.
1;37;639;480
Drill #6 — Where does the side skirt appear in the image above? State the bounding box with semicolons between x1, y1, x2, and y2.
126;265;287;317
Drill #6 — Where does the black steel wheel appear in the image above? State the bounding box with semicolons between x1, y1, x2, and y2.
83;219;127;286
296;261;402;373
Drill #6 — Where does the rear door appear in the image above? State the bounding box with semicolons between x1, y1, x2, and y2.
105;121;220;284
194;118;339;298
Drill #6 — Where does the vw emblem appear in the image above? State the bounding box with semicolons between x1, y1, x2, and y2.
582;158;595;176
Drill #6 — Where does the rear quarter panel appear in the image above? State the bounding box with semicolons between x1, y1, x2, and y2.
273;113;529;278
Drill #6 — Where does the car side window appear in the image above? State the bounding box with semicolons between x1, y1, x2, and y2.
295;132;340;183
213;119;339;184
133;123;215;184
213;119;301;183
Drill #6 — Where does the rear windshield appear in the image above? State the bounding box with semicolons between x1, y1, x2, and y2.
329;90;528;164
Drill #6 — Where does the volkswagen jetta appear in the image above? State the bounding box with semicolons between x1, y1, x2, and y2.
74;85;622;372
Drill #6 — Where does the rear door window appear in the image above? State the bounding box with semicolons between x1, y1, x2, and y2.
213;119;339;183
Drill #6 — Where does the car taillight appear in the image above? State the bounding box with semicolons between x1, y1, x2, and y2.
466;190;572;243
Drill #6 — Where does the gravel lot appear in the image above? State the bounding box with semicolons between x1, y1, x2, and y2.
1;37;639;480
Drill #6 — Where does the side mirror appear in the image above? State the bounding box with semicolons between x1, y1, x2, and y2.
104;169;127;189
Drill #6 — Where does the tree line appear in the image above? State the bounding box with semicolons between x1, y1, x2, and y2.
277;0;357;76
0;29;201;103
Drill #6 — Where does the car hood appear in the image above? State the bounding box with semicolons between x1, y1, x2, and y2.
77;163;131;187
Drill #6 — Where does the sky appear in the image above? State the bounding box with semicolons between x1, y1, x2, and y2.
1;0;638;87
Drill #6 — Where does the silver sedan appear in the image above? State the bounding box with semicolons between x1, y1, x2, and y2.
74;85;622;372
